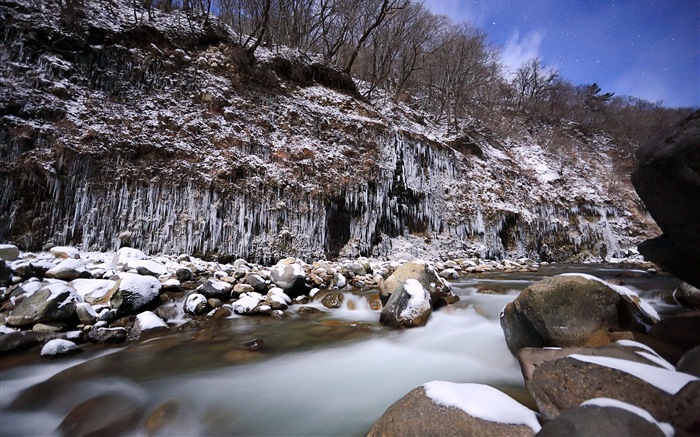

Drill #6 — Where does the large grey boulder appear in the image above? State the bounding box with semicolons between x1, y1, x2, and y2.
632;110;700;288
538;401;670;437
45;258;90;281
110;273;161;315
380;261;456;309
500;274;657;356
6;283;82;327
379;279;432;328
367;383;539;437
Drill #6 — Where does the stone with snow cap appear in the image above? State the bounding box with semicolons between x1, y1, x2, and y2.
0;244;19;261
198;279;233;300
367;382;538;437
40;338;80;357
527;351;698;421
110;273;161;315
538;398;672;437
500;274;658;356
379;279;432;328
6;282;82;327
380;260;456;309
269;262;308;298
125;259;168;277
49;246;80;259
184;293;210;316
131;311;168;339
46;258;90;281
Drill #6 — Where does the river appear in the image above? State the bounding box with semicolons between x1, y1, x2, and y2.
0;264;680;436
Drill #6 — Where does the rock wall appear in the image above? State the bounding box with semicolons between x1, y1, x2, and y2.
0;0;653;263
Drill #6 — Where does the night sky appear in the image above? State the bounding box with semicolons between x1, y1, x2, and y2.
423;0;699;108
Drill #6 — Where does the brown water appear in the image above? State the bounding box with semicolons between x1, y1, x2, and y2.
0;264;681;436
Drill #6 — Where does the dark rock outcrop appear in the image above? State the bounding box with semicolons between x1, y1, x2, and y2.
632;110;700;288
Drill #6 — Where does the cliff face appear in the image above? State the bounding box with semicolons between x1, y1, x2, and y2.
0;0;655;263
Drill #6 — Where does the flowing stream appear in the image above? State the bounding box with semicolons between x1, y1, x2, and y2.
0;264;680;436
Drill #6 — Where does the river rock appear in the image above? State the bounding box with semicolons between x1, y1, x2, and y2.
69;278;118;305
49;246;80;259
110;273;161;315
244;273;267;293
6;283;81;327
143;399;199;437
367;383;539;437
231;293;262;315
87;327;127;344
379;279;432;328
380;260;454;309
113;247;148;267
131;311;168;339
126;259;168;277
233;283;255;295
0;330;58;353
270;263;308;297
75;302;98;325
0;244;19;261
650;314;700;352
677;346;700;377
184;293;210;316
500;274;657;356
527;353;698;421
674;282;700;309
198;279;232;300
538;400;671;437
175;266;193;282
671;381;700;437
321;291;344;309
58;392;143;437
45;258;90;281
40;338;80;357
632;110;700;288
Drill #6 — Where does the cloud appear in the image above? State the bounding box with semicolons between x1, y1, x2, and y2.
500;30;544;77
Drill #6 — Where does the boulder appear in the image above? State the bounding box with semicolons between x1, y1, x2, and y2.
49;246;80;259
184;293;210;316
87;327;127;344
126;259;168;277
40;339;80;357
175;267;193;282
528;353;698;421
674;282;700;309
677;346;700;377
380;261;455;309
538;400;671;437
244;273;267;293
321;291;344;309
270;263;308;297
500;274;657;356
379;279;432;328
45;258;89;281
650;314;700;351
0;244;19;261
131;311;168;339
198;279;232;300
367;383;539;437
0;330;58;353
631;110;700;288
6;283;82;327
110;273;161;315
671;381;700;437
69;278;118;305
112;247;148;267
58;392;142;436
75;302;98;325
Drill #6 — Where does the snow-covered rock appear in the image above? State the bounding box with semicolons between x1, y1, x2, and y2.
184;293;209;316
6;282;82;327
70;278;118;304
131;311;168;339
270;263;307;297
110;273;161;314
46;258;89;281
49;246;80;259
126;259;168;277
40;339;80;357
0;244;19;261
379;279;432;328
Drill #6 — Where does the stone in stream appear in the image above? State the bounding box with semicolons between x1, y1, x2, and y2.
367;382;539;437
632;110;700;289
527;353;698;422
269;262;308;298
379;279;432;328
677;346;700;377
500;274;658;356
380;260;455;309
674;282;700;309
5;283;82;327
58;393;143;437
537;400;671;437
130;311;168;339
110;273;162;315
49;246;80;259
197;279;232;300
40;339;80;357
320;291;344;309
87;327;127;344
45;258;90;281
184;293;210;316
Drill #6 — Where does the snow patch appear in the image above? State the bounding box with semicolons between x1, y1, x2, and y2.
423;381;541;432
399;279;431;320
40;339;78;357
